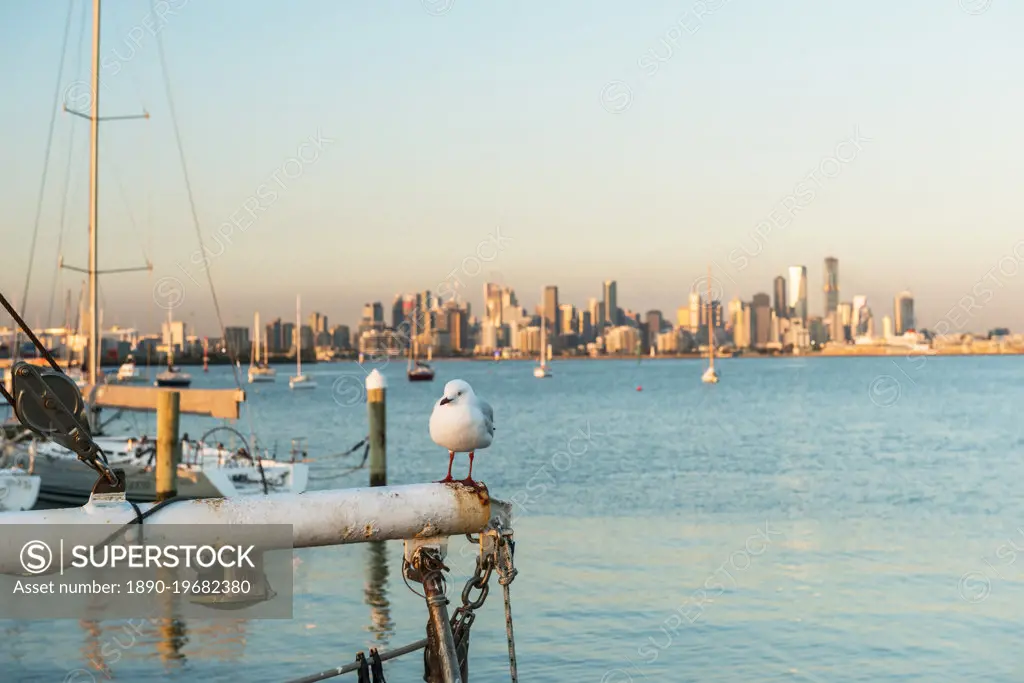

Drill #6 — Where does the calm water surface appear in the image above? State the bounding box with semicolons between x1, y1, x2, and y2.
3;357;1022;681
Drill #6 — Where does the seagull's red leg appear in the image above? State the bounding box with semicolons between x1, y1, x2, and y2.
438;451;455;483
461;451;477;485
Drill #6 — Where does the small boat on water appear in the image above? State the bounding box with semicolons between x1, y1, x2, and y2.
289;295;317;390
702;265;720;384
116;354;147;383
407;313;435;382
248;311;276;383
533;307;551;379
155;308;192;387
155;363;192;388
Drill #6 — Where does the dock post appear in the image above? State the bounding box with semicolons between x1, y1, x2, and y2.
156;391;181;502
367;370;387;487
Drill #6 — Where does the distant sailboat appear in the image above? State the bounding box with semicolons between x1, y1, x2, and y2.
289;295;316;390
407;307;435;382
116;354;146;383
155;308;191;387
701;265;720;384
533;311;552;378
248;311;275;383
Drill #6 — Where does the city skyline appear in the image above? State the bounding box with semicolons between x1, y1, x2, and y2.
12;255;990;341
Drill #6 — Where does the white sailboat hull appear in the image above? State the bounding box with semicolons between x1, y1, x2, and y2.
289;375;317;390
702;367;720;383
0;470;41;512
155;372;192;387
248;368;276;383
533;365;551;378
4;436;308;505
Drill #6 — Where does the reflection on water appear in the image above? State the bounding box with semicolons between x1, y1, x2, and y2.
363;541;394;643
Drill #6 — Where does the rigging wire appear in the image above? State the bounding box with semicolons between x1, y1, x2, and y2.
149;0;261;453
19;0;76;354
47;0;88;329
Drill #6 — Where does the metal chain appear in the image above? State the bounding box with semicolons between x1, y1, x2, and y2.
495;534;519;683
450;547;494;649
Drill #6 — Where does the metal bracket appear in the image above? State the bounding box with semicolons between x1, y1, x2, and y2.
91;468;126;496
403;538;449;583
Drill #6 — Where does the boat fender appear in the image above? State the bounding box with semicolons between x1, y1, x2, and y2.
369;649;387;682
355;652;371;683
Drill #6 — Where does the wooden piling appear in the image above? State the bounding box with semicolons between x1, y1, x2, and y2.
156;391;181;501
367;370;387;487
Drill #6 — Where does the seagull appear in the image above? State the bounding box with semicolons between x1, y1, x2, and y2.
429;379;494;485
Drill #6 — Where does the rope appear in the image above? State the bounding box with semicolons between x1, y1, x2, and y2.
307;443;369;482
18;0;75;355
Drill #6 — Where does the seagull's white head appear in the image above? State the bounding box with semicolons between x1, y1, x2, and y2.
438;379;474;406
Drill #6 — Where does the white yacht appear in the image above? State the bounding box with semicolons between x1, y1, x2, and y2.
289;295;317;390
701;265;720;384
155;309;192;387
116;354;146;383
3;431;308;507
533;308;551;378
248;311;276;383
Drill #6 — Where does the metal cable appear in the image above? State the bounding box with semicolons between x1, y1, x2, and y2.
17;0;75;355
149;0;264;487
47;0;87;328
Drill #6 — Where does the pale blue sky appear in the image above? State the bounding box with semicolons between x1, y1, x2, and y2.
2;0;1022;334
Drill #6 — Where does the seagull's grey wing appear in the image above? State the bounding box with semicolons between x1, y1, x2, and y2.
480;400;495;434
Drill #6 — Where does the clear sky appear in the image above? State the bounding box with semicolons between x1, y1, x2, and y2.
2;0;1022;335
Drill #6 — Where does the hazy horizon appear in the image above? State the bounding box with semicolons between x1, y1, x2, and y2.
2;0;1022;335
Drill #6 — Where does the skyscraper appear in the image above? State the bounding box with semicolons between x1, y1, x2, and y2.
751;293;771;347
645;310;663;351
484;283;504;326
851;295;868;335
544;286;560;336
894;291;915;335
773;276;787;319
603;280;618;326
588;298;603;329
824;257;839;317
688;292;701;333
787;266;808;323
391;295;405;329
559;304;575;339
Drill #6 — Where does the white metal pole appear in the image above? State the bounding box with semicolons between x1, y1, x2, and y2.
0;483;510;575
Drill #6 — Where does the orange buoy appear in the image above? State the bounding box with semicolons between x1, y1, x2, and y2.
636;385;642;391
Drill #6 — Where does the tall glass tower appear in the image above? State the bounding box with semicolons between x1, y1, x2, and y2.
787;265;808;323
824;257;839;316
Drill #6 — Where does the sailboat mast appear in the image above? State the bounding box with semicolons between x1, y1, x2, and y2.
707;265;714;370
87;0;101;386
540;315;546;368
408;306;416;370
296;295;302;375
252;311;259;367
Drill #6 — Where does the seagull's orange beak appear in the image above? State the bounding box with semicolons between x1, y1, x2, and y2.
439;396;453;406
